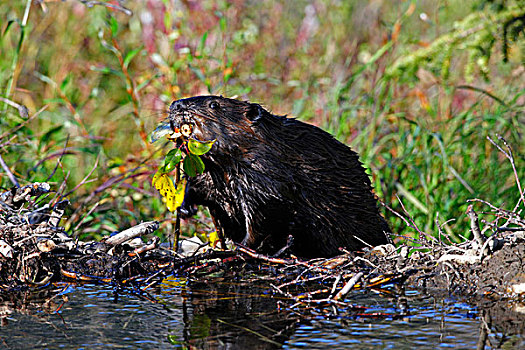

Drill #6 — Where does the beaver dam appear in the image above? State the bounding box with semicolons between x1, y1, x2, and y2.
1;180;524;348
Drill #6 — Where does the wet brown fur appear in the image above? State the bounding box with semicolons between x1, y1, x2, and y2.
165;96;390;258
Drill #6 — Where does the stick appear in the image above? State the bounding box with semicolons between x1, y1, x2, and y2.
0;154;19;188
174;162;181;252
105;221;159;246
333;272;364;301
487;135;525;211
236;244;295;265
467;205;485;246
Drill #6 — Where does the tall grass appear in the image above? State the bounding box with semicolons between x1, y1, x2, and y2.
0;0;523;242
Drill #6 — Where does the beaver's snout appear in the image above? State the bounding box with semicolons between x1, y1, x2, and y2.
166;97;227;143
169;99;187;112
168;100;196;137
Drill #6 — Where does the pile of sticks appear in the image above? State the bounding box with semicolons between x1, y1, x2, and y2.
1;181;523;306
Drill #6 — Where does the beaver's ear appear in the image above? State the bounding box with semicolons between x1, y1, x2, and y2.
245;103;264;123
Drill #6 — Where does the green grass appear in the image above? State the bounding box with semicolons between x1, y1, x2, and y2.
0;0;523;243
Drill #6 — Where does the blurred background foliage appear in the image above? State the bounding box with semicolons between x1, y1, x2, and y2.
0;0;524;244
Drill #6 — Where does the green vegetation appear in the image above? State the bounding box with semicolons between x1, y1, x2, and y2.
152;132;216;212
1;0;523;244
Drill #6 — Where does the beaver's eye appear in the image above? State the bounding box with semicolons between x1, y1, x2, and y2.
209;101;220;110
180;123;193;137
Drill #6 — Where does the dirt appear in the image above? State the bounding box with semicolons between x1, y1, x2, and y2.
408;234;525;296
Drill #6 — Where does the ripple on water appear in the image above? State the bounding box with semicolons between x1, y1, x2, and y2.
0;283;522;349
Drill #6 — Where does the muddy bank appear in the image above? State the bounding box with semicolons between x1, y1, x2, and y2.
406;233;525;296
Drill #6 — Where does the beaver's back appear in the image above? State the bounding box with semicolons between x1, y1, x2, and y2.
173;96;390;257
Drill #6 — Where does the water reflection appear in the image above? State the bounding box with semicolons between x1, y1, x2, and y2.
178;276;299;349
0;279;523;349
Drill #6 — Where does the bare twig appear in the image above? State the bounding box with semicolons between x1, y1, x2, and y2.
44;135;71;184
0;154;19;187
130;236;160;257
72;201;100;232
78;1;133;16
0;106;42;141
174;163;181;251
48;199;69;227
466;205;485;246
0;97;29;118
487;135;525;211
62;154;100;198
333;272;364;301
386;196;436;243
237;244;295;265
104;221;159;246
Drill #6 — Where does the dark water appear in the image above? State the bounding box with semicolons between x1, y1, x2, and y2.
0;278;523;349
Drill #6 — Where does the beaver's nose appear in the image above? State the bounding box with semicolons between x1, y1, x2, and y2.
170;100;187;112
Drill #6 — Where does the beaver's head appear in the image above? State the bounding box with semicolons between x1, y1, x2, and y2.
151;96;265;156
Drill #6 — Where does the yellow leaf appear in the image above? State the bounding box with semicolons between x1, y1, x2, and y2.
208;230;220;247
152;172;186;212
152;170;163;187
166;178;186;212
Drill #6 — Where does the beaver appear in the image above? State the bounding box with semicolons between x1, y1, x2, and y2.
158;96;390;258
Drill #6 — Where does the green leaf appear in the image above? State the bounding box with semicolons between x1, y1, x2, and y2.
162;149;183;173
164;148;183;165
136;72;161;92
183;153;205;177
196;31;208;58
2;19;19;38
167;334;182;345
189;64;205;82
60;74;71;91
124;47;142;69
109;16;119;37
43;98;68;105
219;17;227;32
187;138;216;155
160;162;173;174
89;66;126;79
